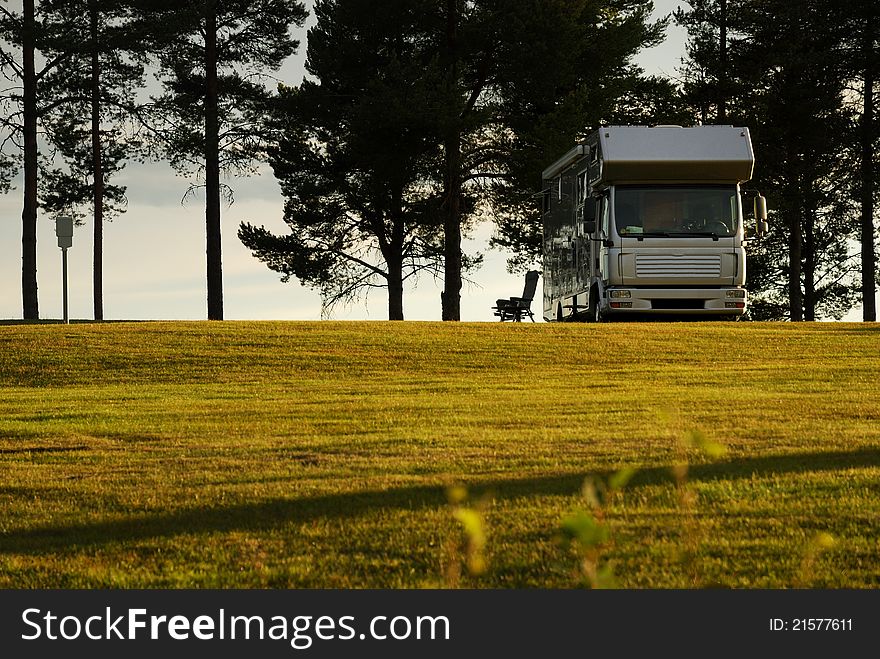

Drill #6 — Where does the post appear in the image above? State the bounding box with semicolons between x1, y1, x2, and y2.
62;247;69;324
55;216;74;324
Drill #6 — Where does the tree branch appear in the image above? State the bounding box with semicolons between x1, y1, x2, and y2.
304;235;389;279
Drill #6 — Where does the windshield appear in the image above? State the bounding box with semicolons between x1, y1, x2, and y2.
615;185;739;237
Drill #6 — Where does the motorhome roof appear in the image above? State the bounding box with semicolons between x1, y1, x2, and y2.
601;125;754;183
541;144;586;181
542;125;755;184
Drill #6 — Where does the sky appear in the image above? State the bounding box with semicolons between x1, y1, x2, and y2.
0;2;871;322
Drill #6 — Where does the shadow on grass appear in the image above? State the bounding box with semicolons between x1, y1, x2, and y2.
2;447;879;555
0;446;91;455
0;319;147;325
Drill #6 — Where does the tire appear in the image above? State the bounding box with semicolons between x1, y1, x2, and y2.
589;287;602;323
556;304;564;323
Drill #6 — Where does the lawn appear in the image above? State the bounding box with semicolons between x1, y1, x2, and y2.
0;321;878;588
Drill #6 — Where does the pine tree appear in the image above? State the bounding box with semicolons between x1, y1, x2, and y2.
746;0;860;320
239;0;447;320
838;0;878;321
424;0;669;319
134;0;307;320
38;0;145;321
0;0;41;319
490;0;675;271
857;6;877;321
238;0;668;319
674;0;737;124
0;0;88;320
677;0;862;320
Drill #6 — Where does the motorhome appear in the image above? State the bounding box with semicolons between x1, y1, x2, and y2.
541;125;767;321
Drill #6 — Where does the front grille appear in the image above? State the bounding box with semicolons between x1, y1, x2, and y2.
650;299;706;310
636;254;722;278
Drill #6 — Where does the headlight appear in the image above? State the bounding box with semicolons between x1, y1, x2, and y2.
726;290;746;298
610;290;632;299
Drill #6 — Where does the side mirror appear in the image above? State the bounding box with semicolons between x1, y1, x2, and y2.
754;194;769;236
584;220;597;235
584;201;597;222
754;195;768;221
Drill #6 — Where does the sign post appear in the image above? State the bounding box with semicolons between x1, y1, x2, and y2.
55;216;73;324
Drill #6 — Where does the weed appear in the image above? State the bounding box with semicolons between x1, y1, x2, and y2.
796;532;837;588
442;486;488;588
672;427;729;587
558;468;636;589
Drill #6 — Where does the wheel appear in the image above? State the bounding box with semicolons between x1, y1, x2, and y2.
588;287;602;323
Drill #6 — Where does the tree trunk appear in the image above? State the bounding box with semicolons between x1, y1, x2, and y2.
788;215;804;322
803;198;816;321
441;0;461;321
204;0;223;320
442;133;462;322
90;1;104;321
386;187;405;321
787;173;804;321
860;9;876;322
22;0;39;320
717;0;727;123
387;255;404;321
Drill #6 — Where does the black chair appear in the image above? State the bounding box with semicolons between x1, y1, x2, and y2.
492;270;540;322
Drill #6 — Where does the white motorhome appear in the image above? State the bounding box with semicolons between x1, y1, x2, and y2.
541;125;768;321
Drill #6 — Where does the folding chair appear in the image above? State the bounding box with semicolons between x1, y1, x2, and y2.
492;270;540;322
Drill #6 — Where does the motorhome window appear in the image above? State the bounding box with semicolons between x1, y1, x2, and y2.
615;186;738;237
577;171;589;205
601;195;610;236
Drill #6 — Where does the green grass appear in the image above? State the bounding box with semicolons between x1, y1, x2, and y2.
1;320;878;588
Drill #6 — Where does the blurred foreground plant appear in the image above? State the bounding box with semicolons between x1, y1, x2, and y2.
443;485;488;588
674;428;728;587
558;467;637;589
796;532;836;588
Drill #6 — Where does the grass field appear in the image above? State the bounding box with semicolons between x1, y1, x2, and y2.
1;320;878;588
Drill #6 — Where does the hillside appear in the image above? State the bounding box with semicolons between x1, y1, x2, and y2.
1;321;878;587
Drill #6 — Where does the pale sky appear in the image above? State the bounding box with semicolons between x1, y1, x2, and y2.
1;2;870;322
